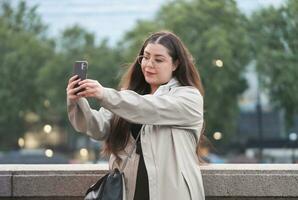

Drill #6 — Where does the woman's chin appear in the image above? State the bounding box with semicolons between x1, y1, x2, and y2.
144;76;156;84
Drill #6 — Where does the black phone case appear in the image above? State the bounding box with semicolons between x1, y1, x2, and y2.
73;61;88;94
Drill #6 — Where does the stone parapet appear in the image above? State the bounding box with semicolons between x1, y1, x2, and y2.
0;164;298;199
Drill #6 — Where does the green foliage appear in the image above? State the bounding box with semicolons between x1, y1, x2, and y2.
0;1;122;150
0;1;47;36
0;1;53;149
249;0;298;131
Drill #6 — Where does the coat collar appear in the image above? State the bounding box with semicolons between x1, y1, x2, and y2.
153;77;180;96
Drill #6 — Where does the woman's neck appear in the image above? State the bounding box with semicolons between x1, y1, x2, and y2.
150;85;158;94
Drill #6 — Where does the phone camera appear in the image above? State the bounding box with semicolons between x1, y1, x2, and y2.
81;62;87;70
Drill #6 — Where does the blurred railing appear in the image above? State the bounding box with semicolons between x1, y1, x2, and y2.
0;164;298;199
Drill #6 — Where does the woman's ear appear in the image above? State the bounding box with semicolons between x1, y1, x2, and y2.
172;60;179;71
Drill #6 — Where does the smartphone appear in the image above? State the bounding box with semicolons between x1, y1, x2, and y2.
73;60;88;94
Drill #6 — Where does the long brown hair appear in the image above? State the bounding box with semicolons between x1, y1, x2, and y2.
102;31;206;161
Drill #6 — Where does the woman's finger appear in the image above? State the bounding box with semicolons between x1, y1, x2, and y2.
67;78;81;90
78;79;98;85
68;85;84;95
68;75;78;84
77;87;97;97
67;77;80;89
67;88;80;98
78;82;98;89
68;93;79;99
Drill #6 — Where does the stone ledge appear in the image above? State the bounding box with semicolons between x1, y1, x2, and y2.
0;164;298;199
0;175;11;197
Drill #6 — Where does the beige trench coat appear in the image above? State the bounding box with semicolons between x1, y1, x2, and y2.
67;78;205;200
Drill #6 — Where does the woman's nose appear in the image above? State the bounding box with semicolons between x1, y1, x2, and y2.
145;58;154;68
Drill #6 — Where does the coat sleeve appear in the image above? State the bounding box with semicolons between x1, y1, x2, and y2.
67;97;113;140
99;86;203;127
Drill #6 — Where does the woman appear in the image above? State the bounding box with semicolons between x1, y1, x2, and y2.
67;31;205;200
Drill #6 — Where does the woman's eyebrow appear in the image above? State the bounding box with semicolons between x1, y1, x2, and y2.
155;54;166;58
144;51;166;58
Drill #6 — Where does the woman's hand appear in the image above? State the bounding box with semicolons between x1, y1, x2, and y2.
77;79;104;100
66;75;81;103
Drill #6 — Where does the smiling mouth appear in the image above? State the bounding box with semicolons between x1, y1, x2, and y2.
145;71;156;76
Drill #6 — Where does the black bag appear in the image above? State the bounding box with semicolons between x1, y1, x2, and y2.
84;168;125;200
84;132;140;200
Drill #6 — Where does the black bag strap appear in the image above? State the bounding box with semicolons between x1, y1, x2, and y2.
120;128;142;172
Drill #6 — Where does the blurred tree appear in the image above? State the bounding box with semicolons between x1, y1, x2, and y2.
119;0;250;149
0;1;54;150
0;1;122;151
0;0;47;37
249;0;298;132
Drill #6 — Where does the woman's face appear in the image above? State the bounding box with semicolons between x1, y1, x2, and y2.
140;43;177;92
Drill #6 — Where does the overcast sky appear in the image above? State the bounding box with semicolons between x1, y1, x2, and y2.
20;0;285;45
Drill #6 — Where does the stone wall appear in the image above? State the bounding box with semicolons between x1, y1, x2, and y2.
1;164;298;199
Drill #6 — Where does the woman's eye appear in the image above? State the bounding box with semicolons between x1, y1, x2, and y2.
155;59;163;63
144;56;150;60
